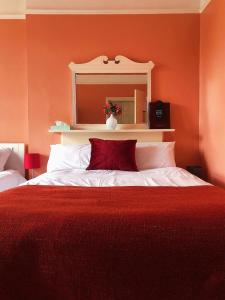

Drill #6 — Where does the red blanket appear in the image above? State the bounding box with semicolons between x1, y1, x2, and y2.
0;185;225;300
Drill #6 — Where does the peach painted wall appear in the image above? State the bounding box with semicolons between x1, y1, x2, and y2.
0;20;28;142
26;14;200;172
200;0;225;187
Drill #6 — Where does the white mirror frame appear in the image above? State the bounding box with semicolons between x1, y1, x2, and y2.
69;55;154;127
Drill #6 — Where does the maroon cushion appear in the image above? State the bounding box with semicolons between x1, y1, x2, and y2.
87;138;138;171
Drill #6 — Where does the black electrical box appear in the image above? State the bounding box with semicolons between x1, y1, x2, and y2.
149;100;170;129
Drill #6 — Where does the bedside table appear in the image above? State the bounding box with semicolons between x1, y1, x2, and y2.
186;166;204;179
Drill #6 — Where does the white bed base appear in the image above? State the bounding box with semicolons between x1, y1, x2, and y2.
0;143;25;177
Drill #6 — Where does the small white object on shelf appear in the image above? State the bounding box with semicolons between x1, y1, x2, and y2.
106;114;117;130
50;121;71;131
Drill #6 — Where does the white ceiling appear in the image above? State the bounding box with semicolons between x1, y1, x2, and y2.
0;0;25;15
0;0;211;17
26;0;200;11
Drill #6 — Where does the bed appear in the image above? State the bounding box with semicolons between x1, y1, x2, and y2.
0;142;225;300
0;143;26;191
25;166;208;187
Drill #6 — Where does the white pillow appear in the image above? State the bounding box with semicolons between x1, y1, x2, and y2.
47;144;91;172
47;142;175;173
136;142;176;170
0;147;12;171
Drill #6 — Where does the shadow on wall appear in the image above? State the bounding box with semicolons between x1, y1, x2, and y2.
199;149;225;188
164;103;200;168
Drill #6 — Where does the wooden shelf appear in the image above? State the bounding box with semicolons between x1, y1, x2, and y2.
49;129;175;133
48;128;175;144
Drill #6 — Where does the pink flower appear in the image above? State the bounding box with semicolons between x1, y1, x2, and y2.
103;101;122;116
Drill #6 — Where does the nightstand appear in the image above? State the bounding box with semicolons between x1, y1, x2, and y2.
186;166;204;179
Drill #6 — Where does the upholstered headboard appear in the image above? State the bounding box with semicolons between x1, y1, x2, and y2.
0;143;25;176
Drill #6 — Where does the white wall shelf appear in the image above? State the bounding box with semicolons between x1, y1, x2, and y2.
49;129;175;133
48;128;175;144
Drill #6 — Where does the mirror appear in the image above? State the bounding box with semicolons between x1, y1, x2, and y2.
76;74;147;124
69;56;154;128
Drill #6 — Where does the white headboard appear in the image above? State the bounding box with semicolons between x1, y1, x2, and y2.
0;143;25;176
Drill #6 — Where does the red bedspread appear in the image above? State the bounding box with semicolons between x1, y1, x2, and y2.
0;185;225;300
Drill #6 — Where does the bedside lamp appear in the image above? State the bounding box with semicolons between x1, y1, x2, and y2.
24;153;40;178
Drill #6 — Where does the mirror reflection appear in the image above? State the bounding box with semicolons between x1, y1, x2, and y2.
76;74;147;124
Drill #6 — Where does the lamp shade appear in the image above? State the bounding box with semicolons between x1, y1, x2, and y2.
24;153;40;170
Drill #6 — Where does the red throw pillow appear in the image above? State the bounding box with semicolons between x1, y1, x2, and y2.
87;138;138;171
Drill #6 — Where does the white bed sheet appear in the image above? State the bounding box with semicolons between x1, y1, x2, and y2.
24;167;209;187
0;170;27;192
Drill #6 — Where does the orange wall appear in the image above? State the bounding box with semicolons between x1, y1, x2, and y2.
26;14;200;172
0;20;28;142
200;0;225;187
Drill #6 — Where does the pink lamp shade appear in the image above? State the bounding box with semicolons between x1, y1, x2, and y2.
24;153;40;170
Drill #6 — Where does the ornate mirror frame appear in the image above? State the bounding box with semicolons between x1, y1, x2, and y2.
69;55;155;128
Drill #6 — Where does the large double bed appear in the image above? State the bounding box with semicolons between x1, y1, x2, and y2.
25;166;207;187
0;141;225;300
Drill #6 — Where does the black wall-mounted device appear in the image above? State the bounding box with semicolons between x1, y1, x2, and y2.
149;100;170;129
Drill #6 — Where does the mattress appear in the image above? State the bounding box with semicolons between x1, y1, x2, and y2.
0;169;26;192
24;167;209;187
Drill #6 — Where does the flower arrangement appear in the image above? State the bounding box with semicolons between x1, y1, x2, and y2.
103;101;121;116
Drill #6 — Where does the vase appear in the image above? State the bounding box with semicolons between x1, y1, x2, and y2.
106;114;117;130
